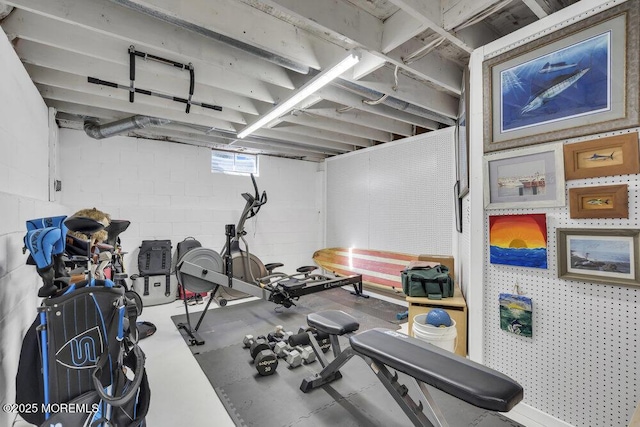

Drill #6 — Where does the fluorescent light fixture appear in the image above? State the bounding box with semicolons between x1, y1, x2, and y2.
237;49;361;139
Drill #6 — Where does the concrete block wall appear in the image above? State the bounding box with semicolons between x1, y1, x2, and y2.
0;28;65;427
58;128;324;276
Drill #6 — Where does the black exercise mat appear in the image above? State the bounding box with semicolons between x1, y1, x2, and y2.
171;288;523;426
171;288;405;355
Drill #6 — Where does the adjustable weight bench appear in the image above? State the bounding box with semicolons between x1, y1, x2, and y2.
292;310;523;427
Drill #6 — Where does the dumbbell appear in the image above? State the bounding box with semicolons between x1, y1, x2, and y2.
242;335;278;376
267;325;293;343
297;327;331;353
295;344;316;364
273;341;302;368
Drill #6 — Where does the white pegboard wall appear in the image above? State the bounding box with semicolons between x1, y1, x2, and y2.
483;128;640;427
459;195;471;296
326;128;455;255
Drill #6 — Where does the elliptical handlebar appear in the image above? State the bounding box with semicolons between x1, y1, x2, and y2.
246;174;267;219
233;174;268;238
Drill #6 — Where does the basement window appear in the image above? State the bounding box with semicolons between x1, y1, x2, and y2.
211;150;259;175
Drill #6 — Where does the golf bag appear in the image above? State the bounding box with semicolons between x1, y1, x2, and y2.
18;216;150;426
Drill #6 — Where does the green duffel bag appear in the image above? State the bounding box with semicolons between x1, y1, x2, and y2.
401;264;454;299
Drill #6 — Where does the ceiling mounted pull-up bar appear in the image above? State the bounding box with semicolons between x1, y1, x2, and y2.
128;45;136;103
89;45;221;113
187;64;195;114
125;45;198;114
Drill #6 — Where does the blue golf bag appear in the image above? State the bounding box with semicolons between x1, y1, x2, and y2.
17;216;150;426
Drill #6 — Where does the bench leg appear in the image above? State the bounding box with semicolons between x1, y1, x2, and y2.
363;356;449;427
300;347;356;393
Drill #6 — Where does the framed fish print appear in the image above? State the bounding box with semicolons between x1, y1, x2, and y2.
563;132;640;180
569;184;628;219
482;1;640;152
557;228;640;287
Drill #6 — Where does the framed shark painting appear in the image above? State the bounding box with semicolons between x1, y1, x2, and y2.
482;1;640;153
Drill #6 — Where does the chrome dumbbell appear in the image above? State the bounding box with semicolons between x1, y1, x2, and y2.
273;341;303;368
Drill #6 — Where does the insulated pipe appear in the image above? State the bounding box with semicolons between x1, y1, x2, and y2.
332;79;456;127
84;116;170;139
108;0;310;75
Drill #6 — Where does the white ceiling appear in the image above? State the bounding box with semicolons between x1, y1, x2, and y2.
0;0;577;161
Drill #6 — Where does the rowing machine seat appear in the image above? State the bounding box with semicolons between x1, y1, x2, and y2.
349;328;523;412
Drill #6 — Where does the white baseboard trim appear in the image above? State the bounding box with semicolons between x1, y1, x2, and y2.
504;402;575;427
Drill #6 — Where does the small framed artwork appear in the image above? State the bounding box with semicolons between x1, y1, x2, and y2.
490;214;547;269
499;293;533;337
484;143;565;209
569;184;628;219
563;132;639;180
482;1;640;152
557;228;640;287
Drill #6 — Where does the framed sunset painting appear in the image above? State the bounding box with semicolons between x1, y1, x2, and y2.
489;214;548;269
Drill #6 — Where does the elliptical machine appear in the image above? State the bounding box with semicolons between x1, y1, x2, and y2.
175;175;366;346
221;174;284;283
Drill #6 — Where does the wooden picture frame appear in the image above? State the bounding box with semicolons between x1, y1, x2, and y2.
484;143;565;210
482;1;640;153
569;184;628;219
563;132;640;180
557;228;640;287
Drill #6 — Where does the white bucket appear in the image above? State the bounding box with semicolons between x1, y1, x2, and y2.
412;314;457;353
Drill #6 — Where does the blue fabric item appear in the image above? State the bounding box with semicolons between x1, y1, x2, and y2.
24;228;61;269
26;216;68;255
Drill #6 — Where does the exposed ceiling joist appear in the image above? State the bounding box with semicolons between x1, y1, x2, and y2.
38;84;237;131
304;105;413;137
3;0;296;90
315;85;439;130
273;124;373;148
109;0;322;69
253;128;356;153
279;112;393;142
22;60;259;118
2;0;579;162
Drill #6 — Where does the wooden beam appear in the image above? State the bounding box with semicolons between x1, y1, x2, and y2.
17;48;247;124
316;85;439;130
109;0;321;69
37;84;237;131
253;128;354;153
2;0;294;89
521;0;550;18
280;113;393;142
23;59;259;117
384;2;473;53
304;107;413;136
273;124;373;148
350;67;458;119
